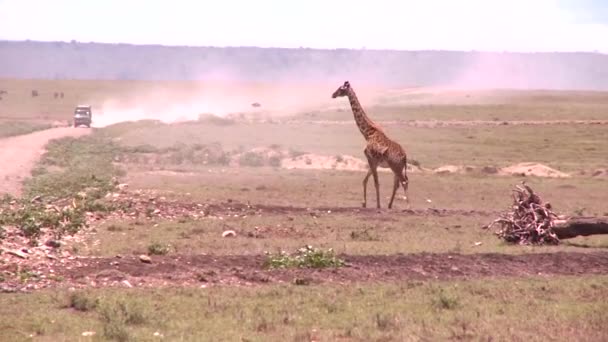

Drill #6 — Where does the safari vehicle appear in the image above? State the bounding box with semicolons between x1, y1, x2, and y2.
73;105;92;128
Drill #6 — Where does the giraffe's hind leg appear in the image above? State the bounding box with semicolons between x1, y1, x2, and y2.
388;173;400;209
402;167;410;207
362;169;372;208
388;164;409;209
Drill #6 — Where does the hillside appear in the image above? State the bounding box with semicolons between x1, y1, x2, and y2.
2;40;608;89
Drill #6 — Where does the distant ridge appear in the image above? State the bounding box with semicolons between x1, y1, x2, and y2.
1;40;608;89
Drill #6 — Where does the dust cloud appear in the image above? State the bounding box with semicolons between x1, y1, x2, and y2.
91;75;384;127
90;49;608;127
446;52;608;90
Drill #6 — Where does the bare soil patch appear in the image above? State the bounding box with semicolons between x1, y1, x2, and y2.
3;251;608;292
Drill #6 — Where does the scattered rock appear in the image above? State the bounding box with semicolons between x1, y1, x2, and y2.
139;255;152;263
122;280;133;288
481;166;499;174
81;331;96;337
7;249;28;259
222;230;237;238
45;240;63;248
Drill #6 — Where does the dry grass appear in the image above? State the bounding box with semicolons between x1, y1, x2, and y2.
0;276;607;341
0;120;51;138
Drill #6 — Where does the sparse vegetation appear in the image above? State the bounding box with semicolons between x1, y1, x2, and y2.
67;291;99;312
0;121;51;138
147;242;170;255
23;134;121;199
0;277;607;341
239;151;266;167
0;133;121;241
264;245;345;269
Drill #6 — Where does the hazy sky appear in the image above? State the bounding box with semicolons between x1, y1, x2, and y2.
0;0;606;52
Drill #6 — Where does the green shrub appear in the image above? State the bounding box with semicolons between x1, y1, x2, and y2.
67;291;99;312
239;151;265;167
147;242;170;255
264;245;345;269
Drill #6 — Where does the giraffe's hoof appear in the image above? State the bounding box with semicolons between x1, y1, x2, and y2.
362;202;367;208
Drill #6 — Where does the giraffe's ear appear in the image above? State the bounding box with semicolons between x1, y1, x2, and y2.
343;81;350;88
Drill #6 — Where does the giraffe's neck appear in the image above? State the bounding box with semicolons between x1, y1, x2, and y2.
346;88;378;140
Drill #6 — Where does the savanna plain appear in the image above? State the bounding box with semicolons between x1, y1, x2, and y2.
0;79;608;341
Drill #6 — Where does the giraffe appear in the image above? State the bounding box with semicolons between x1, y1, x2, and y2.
332;81;409;209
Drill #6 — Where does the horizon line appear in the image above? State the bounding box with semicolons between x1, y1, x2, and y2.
1;39;606;55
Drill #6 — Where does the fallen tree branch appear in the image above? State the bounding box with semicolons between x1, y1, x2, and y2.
553;217;608;240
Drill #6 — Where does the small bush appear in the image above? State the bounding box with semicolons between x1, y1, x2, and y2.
99;299;149;325
432;289;460;310
375;313;398;331
288;148;306;158
147;242;170;255
107;224;124;232
239;151;265;167
264;245;345;269
103;321;131;342
268;155;282;167
67;291;99;312
350;229;380;241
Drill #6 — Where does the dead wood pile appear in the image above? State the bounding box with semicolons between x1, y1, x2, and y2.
484;182;560;245
484;182;608;245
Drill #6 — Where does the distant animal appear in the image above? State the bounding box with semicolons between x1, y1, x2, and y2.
251;102;261;108
332;81;410;209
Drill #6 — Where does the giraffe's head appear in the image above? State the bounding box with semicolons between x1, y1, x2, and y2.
332;81;351;98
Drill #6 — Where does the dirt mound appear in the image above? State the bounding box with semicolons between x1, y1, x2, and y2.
283;153;424;173
282;153;369;171
431;163;569;178
433;165;476;174
499;162;571;178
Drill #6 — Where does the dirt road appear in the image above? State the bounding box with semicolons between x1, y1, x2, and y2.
0;127;91;196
